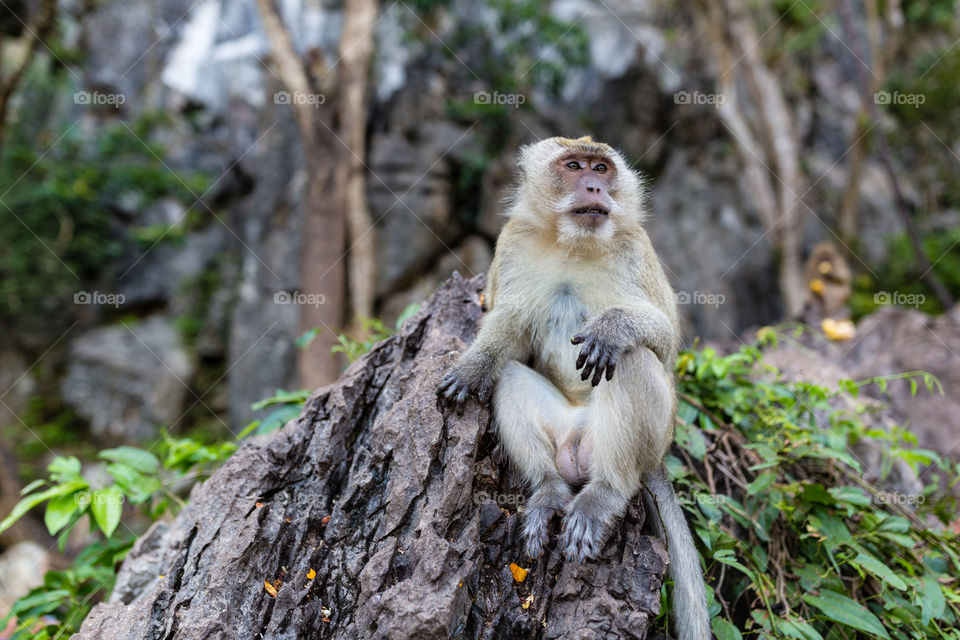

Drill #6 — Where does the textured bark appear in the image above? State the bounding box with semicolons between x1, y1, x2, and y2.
74;273;667;640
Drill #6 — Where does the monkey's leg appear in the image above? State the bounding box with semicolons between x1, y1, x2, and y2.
493;361;581;558
562;346;673;561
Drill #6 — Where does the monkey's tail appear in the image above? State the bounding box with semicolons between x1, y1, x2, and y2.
644;465;711;640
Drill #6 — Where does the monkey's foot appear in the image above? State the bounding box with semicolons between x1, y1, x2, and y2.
522;480;572;558
561;483;625;562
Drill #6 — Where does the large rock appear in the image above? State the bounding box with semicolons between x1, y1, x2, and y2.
73;273;667;640
0;542;51;617
61;317;194;441
840;305;960;461
760;303;960;463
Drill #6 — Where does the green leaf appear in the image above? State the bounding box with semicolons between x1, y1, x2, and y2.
828;486;872;506
394;302;421;329
47;456;82;482
802;590;890;638
746;470;777;495
255;404;301;435
675;419;707;459
775;618;825;640
90;486;124;538
105;463;161;503
677;401;699;425
99;446;160;475
800;483;837;505
20;479;47;495
6;588;71;618
851;552;907;590
43;493;79;536
712;618;743;640
295;327;321;349
251;389;310;410
0;480;87;535
919;575;946;624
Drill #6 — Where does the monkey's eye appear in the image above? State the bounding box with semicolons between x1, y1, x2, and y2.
594;163;607;173
565;161;580;170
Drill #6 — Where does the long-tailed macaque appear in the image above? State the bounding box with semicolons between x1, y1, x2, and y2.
438;136;710;639
438;137;710;640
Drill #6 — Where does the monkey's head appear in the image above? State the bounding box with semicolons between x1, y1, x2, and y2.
509;136;645;247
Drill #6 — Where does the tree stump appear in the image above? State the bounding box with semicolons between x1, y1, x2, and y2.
75;273;667;640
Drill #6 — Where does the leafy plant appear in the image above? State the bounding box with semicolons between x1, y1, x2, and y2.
0;432;236;638
247;389;312;436
0;536;133;640
297;302;422;364
668;330;959;639
0;436;237;544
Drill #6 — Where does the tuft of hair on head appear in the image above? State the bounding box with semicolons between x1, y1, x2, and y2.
552;135;615;157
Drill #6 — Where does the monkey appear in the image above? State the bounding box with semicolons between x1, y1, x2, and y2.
437;136;710;639
801;241;852;325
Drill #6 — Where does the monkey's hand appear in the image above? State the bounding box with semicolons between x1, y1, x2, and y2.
571;313;631;386
437;355;495;415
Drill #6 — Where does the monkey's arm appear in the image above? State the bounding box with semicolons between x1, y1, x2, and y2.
572;304;676;386
437;306;526;413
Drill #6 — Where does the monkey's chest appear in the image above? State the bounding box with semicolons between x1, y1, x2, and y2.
531;284;593;403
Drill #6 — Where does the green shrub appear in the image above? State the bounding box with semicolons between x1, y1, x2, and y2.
671;330;959;639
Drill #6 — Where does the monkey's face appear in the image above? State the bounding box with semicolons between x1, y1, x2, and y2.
511;137;645;248
553;152;618;233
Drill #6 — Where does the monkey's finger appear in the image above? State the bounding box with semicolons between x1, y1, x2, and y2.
605;360;616;381
478;384;493;405
453;386;469;408
580;360;595;381
591;358;605;386
571;333;585;345
439;373;460;395
576;346;590;370
440;382;458;399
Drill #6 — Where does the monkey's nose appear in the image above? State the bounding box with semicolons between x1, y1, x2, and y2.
583;176;604;193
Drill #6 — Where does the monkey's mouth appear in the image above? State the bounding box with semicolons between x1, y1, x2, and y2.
570;206;609;216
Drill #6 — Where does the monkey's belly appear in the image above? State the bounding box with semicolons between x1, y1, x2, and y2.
531;282;594;403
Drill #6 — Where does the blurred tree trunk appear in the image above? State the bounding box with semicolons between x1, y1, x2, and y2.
256;0;377;389
339;0;378;335
695;0;807;318
0;0;57;155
